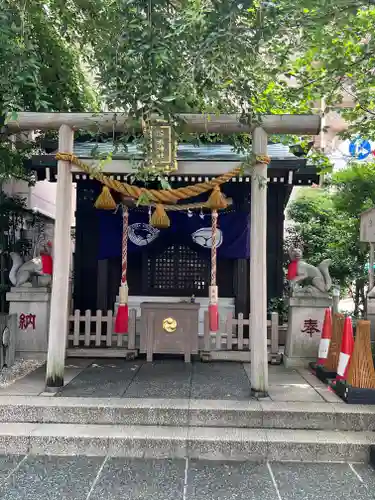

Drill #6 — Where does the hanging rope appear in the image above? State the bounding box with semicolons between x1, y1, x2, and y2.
115;205;129;334
55;153;241;204
121;206;129;286
211;210;218;288
209;210;219;332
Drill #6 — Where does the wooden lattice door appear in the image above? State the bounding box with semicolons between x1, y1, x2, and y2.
147;244;209;296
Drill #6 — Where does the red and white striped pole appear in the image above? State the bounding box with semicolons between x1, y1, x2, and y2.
208;210;219;332
115;205;129;334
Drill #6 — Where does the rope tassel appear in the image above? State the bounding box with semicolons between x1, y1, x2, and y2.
94;186;117;210
208;185;227;210
115;284;129;334
150;204;170;228
115;206;129;334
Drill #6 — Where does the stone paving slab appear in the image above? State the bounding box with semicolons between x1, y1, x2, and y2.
0;456;374;499
190;362;250;400
267;384;324;402
271;462;375;500
186;460;278;500
0;359;92;397
124;360;192;399
90;457;185;500
0;456;104;500
58;359;142;397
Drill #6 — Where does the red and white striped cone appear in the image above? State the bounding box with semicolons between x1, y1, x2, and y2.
317;308;332;366
336;316;354;382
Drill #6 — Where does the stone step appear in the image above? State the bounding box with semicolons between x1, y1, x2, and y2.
0;397;374;431
0;423;373;462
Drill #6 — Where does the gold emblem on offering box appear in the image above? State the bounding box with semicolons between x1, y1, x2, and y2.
163;317;177;333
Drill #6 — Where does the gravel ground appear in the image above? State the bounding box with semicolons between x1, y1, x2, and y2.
0;359;44;388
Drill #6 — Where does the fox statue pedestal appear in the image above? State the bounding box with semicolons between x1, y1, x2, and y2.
285;247;333;368
6;287;51;360
284;296;332;368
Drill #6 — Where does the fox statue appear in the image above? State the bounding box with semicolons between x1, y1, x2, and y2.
4;242;53;288
287;247;332;297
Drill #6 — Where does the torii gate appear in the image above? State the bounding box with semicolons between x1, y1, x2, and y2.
7;112;321;396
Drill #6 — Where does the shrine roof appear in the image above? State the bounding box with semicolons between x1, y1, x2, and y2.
28;141;319;186
68;141;298;161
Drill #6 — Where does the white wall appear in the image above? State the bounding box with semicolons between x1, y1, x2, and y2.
3;180;76;227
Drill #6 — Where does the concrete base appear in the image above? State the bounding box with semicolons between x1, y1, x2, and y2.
283;354;317;369
284;296;332;368
15;351;49;361
6;287;51;359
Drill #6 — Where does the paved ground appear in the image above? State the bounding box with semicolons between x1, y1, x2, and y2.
0;358;343;403
0;456;373;499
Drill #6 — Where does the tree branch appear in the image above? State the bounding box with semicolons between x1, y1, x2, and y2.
340;85;375;116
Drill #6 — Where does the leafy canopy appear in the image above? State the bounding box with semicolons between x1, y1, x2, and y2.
0;0;97;114
2;0;375;180
0;0;99;182
52;0;375;137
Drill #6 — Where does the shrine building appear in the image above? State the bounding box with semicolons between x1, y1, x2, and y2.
30;141;318;333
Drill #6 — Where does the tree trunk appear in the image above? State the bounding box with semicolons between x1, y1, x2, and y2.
354;280;361;318
354;278;366;318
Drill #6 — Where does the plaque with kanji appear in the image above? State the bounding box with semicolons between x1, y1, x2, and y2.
301;318;320;338
19;313;36;330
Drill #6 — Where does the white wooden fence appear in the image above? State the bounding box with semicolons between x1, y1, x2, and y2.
67;309;284;361
66;309;137;357
201;311;283;362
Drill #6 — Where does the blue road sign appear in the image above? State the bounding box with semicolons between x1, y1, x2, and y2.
349;138;372;160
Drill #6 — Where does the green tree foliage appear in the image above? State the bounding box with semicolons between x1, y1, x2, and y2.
2;0;375;178
53;1;375;134
32;0;373;180
0;0;97;114
0;0;98;181
286;161;375;316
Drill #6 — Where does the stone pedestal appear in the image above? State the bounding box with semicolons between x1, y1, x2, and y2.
367;297;375;342
284;295;332;368
6;287;51;360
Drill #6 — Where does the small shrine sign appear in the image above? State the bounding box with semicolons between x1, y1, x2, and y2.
360;207;375;243
360;207;375;292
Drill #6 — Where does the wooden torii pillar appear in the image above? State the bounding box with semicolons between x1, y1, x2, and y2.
250;127;269;396
6;112;323;392
45;125;74;388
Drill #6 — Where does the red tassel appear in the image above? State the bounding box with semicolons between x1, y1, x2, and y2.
209;304;219;332
115;304;128;334
41;254;53;275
